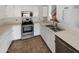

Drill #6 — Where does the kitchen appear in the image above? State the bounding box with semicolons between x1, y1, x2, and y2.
0;5;79;53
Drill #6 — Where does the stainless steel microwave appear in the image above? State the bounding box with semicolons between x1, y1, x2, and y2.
21;11;33;18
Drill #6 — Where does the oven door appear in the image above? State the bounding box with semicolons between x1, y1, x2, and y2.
22;25;33;35
22;25;33;32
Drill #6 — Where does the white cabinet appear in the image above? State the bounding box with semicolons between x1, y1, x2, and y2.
40;26;55;52
43;6;48;17
34;23;40;36
0;28;12;53
0;5;6;19
6;5;39;17
12;25;21;40
6;5;15;17
0;25;21;52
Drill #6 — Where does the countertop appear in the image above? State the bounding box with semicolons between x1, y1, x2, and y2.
55;30;79;51
41;23;79;51
0;25;12;37
0;17;22;38
0;17;22;37
0;17;22;26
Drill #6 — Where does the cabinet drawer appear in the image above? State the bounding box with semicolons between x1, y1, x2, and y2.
0;31;12;52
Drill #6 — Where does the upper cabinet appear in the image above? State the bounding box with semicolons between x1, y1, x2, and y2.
57;5;79;28
32;6;39;17
43;6;48;17
0;5;6;19
5;5;40;17
0;5;49;22
6;5;16;17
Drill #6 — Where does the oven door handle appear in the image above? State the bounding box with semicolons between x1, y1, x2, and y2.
22;25;33;27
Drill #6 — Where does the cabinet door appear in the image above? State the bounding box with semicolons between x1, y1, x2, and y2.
12;25;21;40
0;29;12;53
41;26;48;43
45;28;55;52
6;6;15;17
34;23;40;36
55;36;79;53
43;6;48;17
41;26;55;52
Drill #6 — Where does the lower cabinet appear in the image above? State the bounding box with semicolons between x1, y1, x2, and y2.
55;35;79;53
0;25;21;52
34;23;40;36
41;26;55;52
12;25;21;40
0;29;13;53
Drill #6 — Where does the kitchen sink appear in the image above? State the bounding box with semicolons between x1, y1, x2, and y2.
46;25;64;32
46;25;55;28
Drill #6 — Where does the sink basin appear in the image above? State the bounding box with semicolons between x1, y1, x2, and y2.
46;25;54;28
46;25;64;32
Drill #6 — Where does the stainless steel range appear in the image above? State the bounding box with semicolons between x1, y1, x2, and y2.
21;11;34;39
